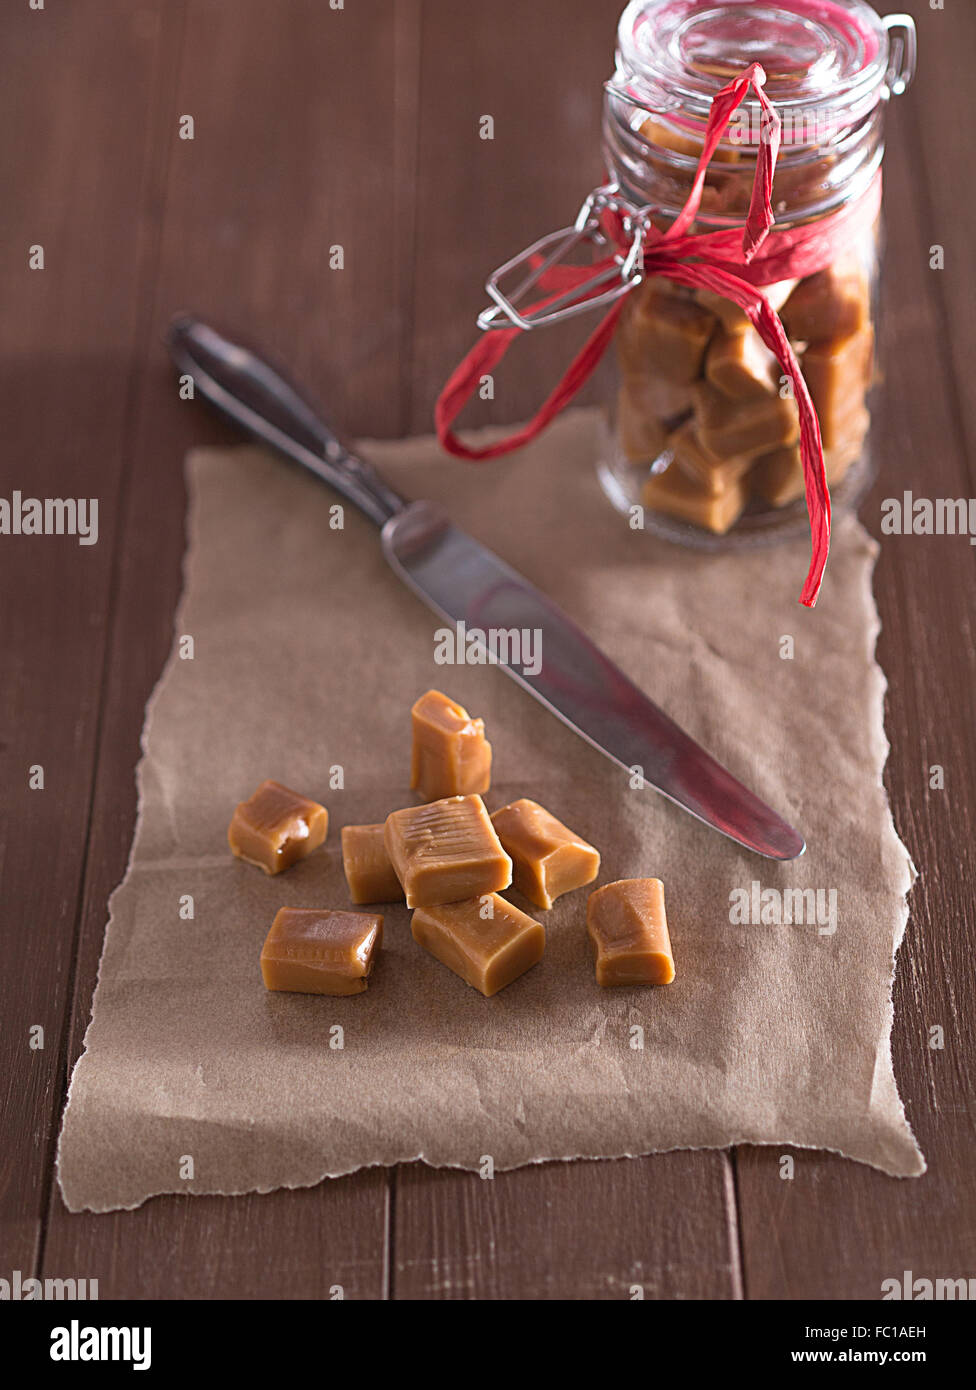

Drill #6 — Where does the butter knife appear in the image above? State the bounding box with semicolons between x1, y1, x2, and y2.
167;316;804;860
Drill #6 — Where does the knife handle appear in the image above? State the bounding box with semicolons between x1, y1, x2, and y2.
166;315;406;527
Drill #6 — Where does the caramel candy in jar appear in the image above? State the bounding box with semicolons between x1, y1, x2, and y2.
595;0;913;546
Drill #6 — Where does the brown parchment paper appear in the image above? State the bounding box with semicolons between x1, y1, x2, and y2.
57;409;922;1212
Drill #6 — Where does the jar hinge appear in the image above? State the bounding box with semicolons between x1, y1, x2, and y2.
882;14;917;98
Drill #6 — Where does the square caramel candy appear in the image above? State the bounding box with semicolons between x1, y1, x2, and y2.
692;380;799;461
260;908;382;996
228;779;328;875
642;461;748;535
490;798;600;910
781;265;870;344
411;894;544;997
616;284;717;384
802;326;874;449
411;689;491;802
695;278;796;333
751;411;869;507
618;386;668;463
705;326;779;400
587;879;675;987
619;371;694;428
639;114;742;165
384;794;511;909
750;445;805;507
638;114;706;160
826;407;870;483
667;419;754;497
341;823;404;904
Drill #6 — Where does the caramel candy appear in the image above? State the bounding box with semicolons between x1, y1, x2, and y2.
667;419;754;497
341;823;404;905
705;326;779;400
781;266;870;343
384;794;512;909
751;445;804;505
228;780;328;875
619;372;694;427
260;907;382;996
639;115;703;160
617;285;717;384
587;878;675;987
618;386;668;463
693;381;799;460
411;689;492;802
827;443;864;488
802;326;874;449
411;894;544;996
696;278;797;333
641;462;748;534
750;409;869;506
490;799;600;910
639;116;741;164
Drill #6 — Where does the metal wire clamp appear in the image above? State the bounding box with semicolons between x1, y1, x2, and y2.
476;184;652;333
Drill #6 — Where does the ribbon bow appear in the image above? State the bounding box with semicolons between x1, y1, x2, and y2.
436;63;880;608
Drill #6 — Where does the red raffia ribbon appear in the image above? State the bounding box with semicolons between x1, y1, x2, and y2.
435;63;882;609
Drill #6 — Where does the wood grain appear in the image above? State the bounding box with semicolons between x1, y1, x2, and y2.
0;0;176;1277
38;0;401;1298
897;0;976;472
394;1156;741;1300
733;2;976;1296
42;1176;389;1302
406;0;624;436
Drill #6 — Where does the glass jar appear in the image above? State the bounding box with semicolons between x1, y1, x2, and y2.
597;0;915;548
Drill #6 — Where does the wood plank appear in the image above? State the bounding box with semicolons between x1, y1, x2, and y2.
734;34;976;1297
896;0;976;473
0;0;175;1277
394;1155;740;1300
406;0;625;435
393;0;739;1300
42;1177;389;1301
41;0;405;1296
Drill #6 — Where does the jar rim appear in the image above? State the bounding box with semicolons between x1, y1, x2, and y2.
615;0;891;123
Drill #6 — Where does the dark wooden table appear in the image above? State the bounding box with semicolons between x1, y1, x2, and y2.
2;0;973;1300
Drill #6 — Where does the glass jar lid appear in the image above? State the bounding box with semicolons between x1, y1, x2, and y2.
616;0;893;124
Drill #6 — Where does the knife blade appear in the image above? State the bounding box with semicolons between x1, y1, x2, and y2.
167;315;805;860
